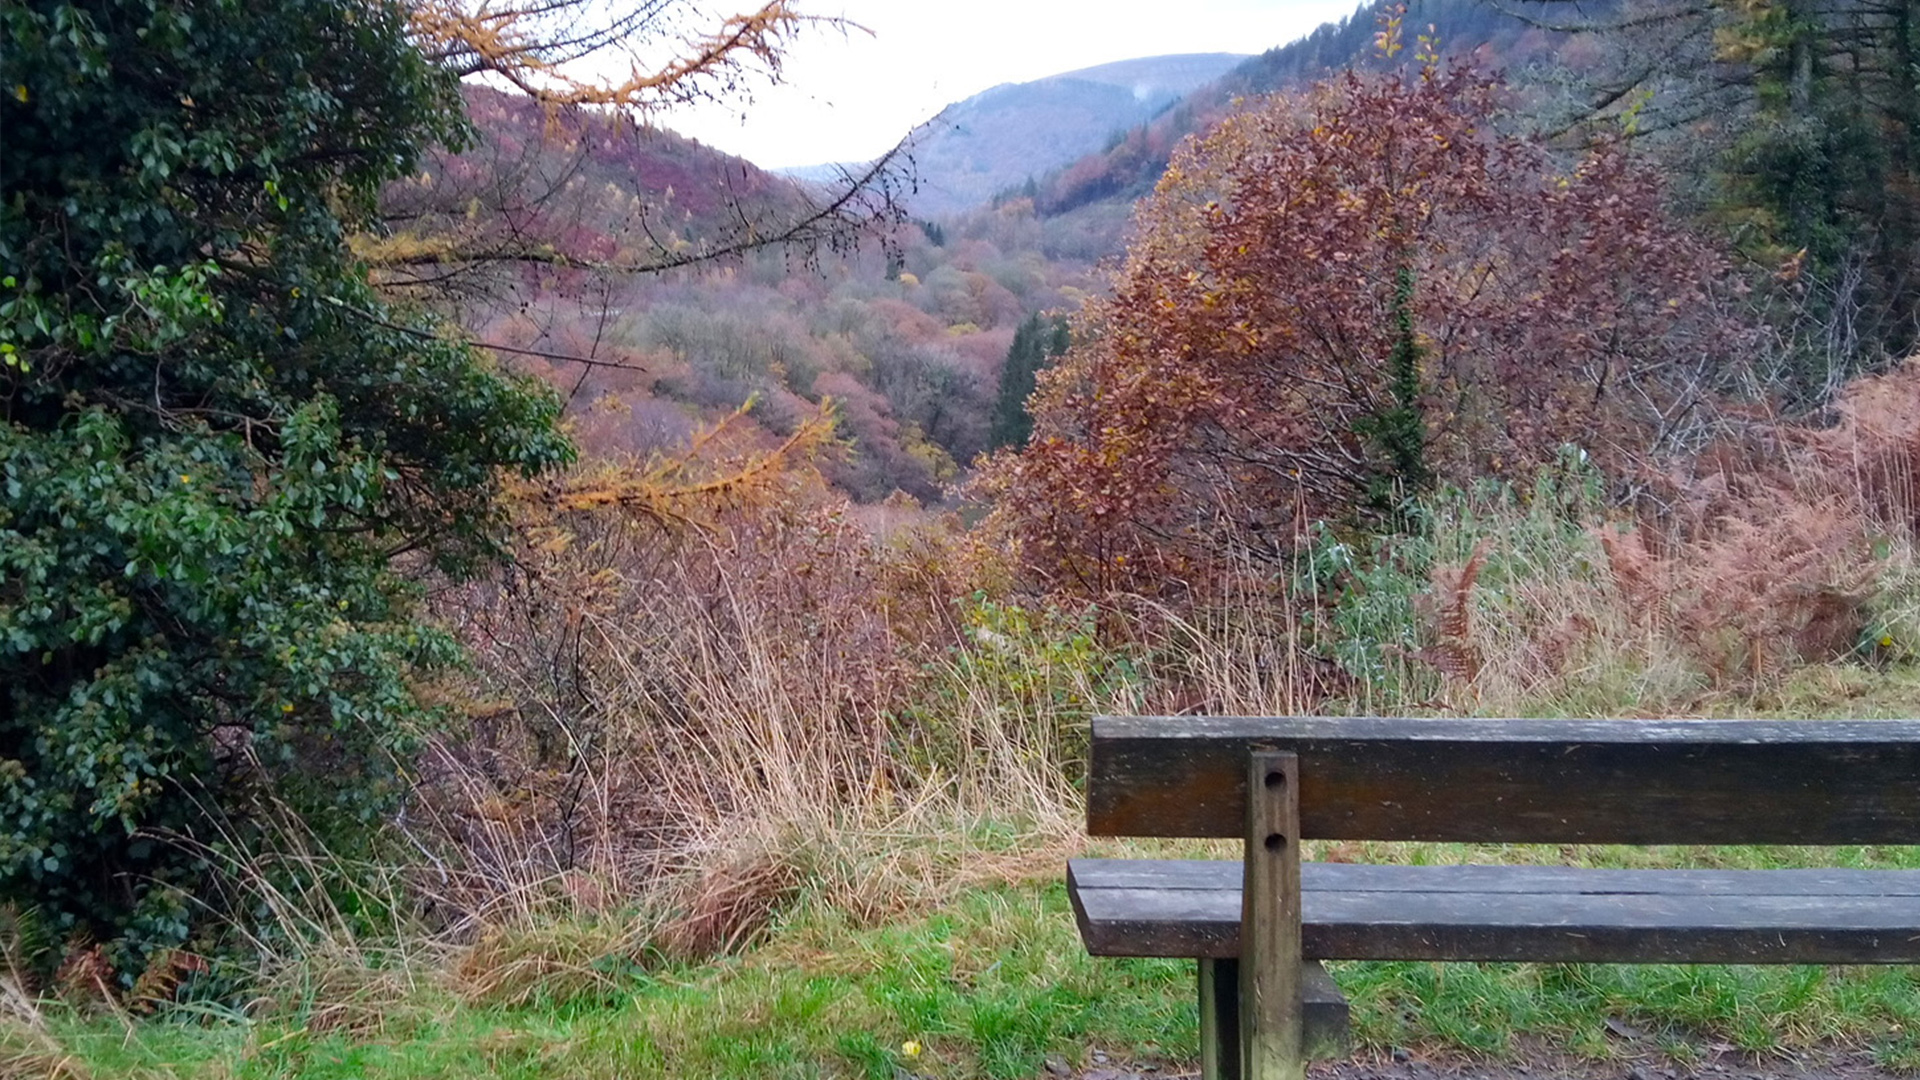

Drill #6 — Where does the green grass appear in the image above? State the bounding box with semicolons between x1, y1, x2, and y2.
1338;955;1920;1066
20;860;1920;1079
18;883;1191;1080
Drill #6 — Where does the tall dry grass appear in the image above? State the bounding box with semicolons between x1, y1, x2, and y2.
400;363;1920;1001
0;957;82;1076
86;363;1919;1019
403;427;1132;1001
1401;360;1920;713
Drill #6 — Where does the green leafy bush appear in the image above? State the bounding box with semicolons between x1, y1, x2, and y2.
0;0;569;961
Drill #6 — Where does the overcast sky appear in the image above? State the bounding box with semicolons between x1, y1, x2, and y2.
660;1;1361;169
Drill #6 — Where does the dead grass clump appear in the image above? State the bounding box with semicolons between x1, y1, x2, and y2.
655;835;799;960
450;915;657;1009
0;947;85;1080
1417;358;1920;710
409;408;1086;995
0;1023;87;1080
252;945;442;1038
1130;589;1332;718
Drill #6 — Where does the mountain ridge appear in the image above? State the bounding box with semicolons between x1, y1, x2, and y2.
781;52;1249;216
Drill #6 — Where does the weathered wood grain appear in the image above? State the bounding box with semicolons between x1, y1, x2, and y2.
1071;860;1920;896
1296;961;1350;1060
1087;716;1920;843
1199;957;1235;1080
1201;958;1350;1080
1241;752;1303;1080
1067;859;1920;963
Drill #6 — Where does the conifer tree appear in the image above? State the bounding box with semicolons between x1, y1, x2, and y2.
1534;0;1920;388
990;313;1068;450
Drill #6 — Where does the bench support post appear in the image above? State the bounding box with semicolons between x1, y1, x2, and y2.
1241;750;1303;1080
1199;957;1240;1080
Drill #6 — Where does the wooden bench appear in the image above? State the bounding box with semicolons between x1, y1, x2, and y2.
1066;716;1920;1080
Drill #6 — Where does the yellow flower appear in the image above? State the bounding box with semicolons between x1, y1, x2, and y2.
1880;634;1895;648
901;1040;922;1059
179;474;191;483
281;703;294;713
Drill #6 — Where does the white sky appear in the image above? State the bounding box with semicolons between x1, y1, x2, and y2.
660;1;1362;169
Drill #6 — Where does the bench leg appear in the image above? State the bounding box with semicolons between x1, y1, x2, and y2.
1241;750;1304;1080
1206;957;1351;1077
1199;958;1241;1080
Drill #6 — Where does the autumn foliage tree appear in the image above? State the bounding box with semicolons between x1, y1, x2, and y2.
986;53;1757;593
370;0;913;321
410;0;814;110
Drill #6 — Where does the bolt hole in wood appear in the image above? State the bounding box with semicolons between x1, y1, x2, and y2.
1264;771;1285;789
1264;833;1286;852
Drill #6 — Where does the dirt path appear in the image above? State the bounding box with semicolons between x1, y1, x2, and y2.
1059;1043;1906;1080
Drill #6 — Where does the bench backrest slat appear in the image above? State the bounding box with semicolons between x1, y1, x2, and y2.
1088;716;1920;844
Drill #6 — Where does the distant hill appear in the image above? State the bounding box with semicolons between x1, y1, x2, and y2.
785;53;1249;217
454;86;814;242
1025;0;1579;220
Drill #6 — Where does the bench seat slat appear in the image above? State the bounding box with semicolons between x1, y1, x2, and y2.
1071;859;1920;895
1068;859;1920;964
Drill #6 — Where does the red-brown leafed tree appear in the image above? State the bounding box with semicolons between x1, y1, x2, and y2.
982;50;1758;595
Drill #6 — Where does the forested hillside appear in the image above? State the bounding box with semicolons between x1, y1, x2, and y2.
420;90;1098;502
8;1;1920;1077
363;12;1622;517
1023;0;1578;217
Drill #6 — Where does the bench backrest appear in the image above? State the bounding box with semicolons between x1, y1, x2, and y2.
1088;716;1920;844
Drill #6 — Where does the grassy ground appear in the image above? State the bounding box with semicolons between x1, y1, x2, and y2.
21;844;1920;1080
20;475;1920;1079
17;882;1188;1080
21;668;1920;1079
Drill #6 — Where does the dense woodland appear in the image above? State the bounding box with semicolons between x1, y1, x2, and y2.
4;0;1920;1067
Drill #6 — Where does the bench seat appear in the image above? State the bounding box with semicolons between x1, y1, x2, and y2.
1069;858;1920;964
